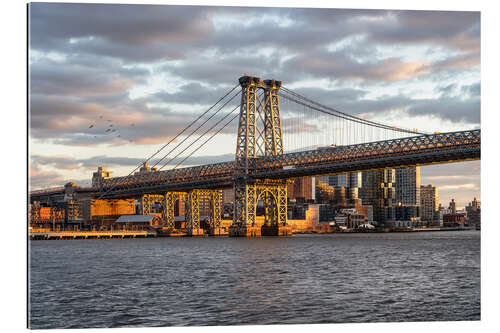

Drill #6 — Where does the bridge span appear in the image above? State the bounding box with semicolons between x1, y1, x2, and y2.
29;76;480;237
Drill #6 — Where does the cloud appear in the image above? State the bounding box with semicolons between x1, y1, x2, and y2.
420;160;480;207
27;4;480;191
29;164;65;189
282;83;480;124
29;3;216;62
283;50;430;83
31;152;235;170
30;56;148;97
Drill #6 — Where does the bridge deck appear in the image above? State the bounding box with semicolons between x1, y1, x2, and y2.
29;129;480;200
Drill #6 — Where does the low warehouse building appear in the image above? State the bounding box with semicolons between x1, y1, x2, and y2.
114;215;163;230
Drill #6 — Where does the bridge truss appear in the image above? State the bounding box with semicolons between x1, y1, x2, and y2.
29;76;481;237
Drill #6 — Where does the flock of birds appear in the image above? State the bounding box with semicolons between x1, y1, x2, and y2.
87;115;136;143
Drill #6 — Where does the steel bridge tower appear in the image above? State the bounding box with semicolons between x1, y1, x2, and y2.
229;76;292;237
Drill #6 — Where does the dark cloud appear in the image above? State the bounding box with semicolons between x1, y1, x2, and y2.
30;56;149;97
462;82;480;97
406;95;480;124
29;3;216;62
281;83;480;124
368;10;480;52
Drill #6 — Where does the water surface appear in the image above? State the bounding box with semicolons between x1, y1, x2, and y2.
29;231;480;329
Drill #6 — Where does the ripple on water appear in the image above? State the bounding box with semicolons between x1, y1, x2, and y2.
29;231;480;328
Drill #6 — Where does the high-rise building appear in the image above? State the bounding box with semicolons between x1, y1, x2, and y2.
332;186;347;206
327;174;348;187
318;173;361;200
395;167;421;205
421;184;439;224
315;177;334;203
348;172;362;188
288;177;316;201
360;169;395;224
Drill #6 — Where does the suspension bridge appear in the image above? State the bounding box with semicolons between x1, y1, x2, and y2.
30;76;481;237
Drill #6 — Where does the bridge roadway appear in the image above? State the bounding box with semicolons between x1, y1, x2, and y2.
30;129;480;201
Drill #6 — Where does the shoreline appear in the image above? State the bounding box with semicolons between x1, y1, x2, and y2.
29;226;478;240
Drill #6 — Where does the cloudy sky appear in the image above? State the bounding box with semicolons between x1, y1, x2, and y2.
28;2;480;208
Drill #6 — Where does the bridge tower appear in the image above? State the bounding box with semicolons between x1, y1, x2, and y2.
230;76;292;237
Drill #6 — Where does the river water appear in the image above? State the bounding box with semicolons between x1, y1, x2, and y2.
28;231;480;329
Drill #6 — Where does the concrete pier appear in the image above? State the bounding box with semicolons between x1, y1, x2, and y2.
208;227;228;236
188;228;206;236
228;225;262;237
261;225;292;236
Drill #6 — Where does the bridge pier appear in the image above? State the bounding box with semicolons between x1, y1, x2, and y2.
186;189;223;236
228;225;262;237
230;179;290;237
261;225;292;236
208;227;227;236
164;192;187;229
188;228;205;236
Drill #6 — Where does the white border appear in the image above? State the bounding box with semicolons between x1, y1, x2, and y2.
2;1;499;332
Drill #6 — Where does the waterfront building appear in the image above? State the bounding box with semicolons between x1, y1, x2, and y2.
394;203;420;222
334;208;366;228
443;213;466;227
421;184;439;225
318;204;336;223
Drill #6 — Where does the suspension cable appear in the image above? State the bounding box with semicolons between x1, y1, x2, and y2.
173;112;240;170
281;86;428;135
151;89;241;169
96;83;239;199
280;91;425;137
160;104;240;171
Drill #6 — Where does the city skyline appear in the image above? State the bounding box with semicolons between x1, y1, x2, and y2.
29;4;480;208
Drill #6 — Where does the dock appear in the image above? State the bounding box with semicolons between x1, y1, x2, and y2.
30;230;156;240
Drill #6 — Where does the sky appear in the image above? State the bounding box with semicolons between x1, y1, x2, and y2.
28;3;480;208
